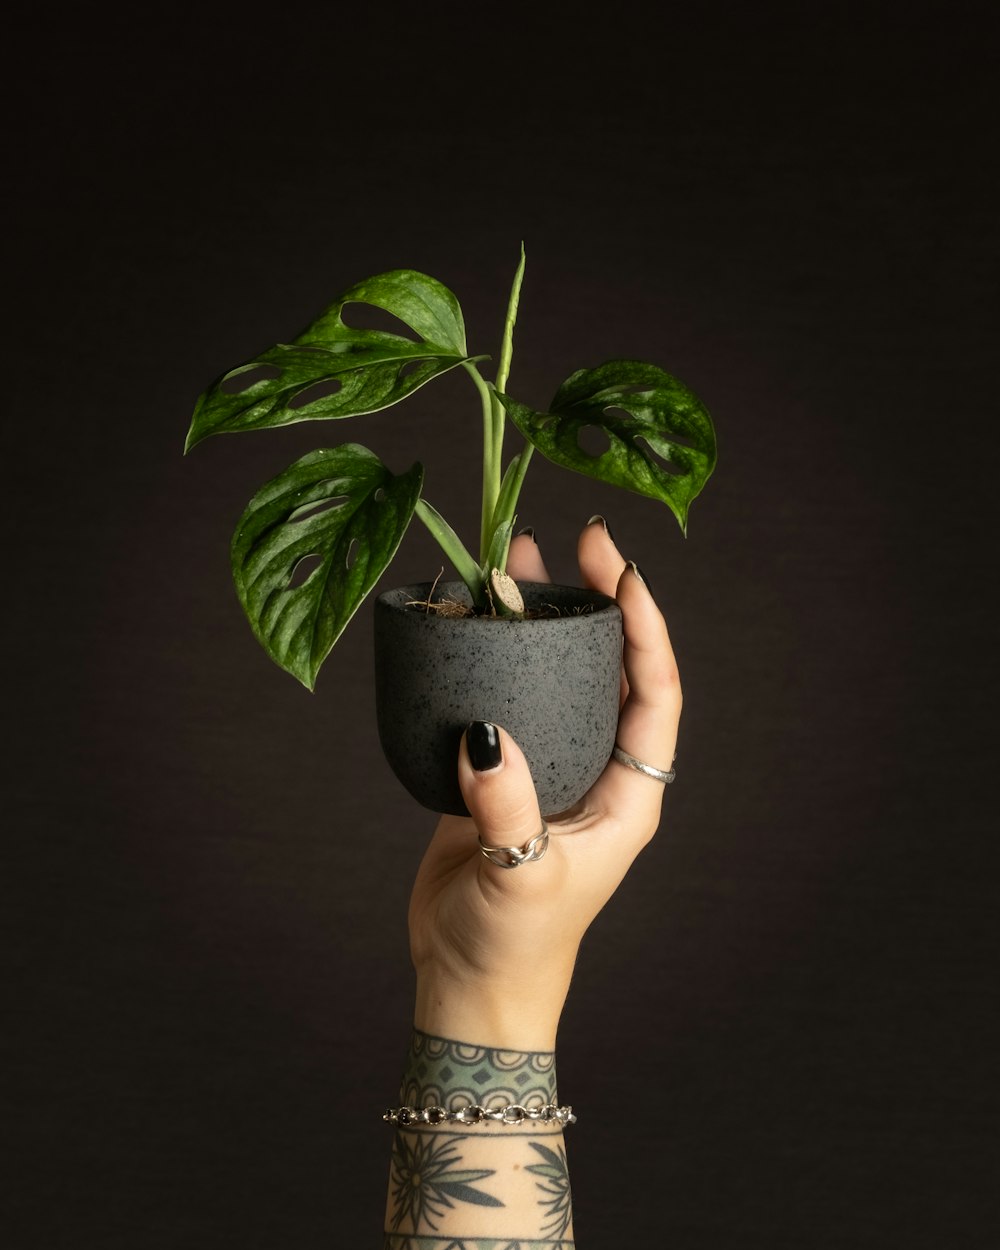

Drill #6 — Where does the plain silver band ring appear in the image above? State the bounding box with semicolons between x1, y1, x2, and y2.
479;822;549;869
612;744;676;784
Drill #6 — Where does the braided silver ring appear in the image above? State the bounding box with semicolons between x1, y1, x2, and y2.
479;821;549;869
611;744;676;784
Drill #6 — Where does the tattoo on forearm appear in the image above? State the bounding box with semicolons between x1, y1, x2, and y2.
400;1030;558;1110
387;1033;573;1246
526;1141;573;1239
383;1239;574;1249
389;1132;503;1232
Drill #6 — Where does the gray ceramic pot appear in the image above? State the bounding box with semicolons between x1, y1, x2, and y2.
373;581;623;817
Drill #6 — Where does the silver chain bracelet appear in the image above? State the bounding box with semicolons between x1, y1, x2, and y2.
384;1102;576;1127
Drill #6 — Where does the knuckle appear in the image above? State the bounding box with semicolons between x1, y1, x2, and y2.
638;662;682;709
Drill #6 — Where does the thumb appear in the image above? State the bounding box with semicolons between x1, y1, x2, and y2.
459;722;549;878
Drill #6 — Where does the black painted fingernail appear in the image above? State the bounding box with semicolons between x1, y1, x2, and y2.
517;526;536;541
629;561;652;593
467;721;503;771
587;514;616;544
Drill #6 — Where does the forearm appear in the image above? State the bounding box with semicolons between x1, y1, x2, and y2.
383;1029;575;1249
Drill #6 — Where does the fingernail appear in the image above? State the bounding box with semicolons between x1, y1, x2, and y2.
516;526;536;542
587;514;616;544
467;721;503;771
629;561;652;593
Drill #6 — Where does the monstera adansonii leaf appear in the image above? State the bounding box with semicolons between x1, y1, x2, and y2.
231;445;423;689
499;360;717;533
185;270;474;451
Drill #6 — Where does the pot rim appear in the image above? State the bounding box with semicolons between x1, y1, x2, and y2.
375;580;621;623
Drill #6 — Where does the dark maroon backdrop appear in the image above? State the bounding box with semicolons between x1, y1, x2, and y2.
7;8;996;1248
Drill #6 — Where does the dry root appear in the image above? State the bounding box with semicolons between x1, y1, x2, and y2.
403;568;596;619
404;595;475;617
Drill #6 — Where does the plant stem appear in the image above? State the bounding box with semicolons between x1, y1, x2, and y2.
463;360;499;565
414;497;486;607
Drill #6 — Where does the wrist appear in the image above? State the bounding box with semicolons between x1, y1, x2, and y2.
414;970;566;1052
398;1026;560;1112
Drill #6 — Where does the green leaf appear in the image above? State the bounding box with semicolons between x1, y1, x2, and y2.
414;497;485;603
300;269;468;354
230;445;423;689
490;452;523;532
483;518;514;578
499;360;717;533
185;270;472;451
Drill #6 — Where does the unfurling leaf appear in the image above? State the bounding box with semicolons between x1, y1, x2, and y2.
186;270;474;450
231;445;423;689
484;518;514;580
499;360;717;533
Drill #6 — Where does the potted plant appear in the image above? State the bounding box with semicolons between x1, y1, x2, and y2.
185;248;717;814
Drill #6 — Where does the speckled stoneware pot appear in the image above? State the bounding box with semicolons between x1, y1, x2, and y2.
373;581;623;817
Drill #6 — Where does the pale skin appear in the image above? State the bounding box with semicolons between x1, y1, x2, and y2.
384;517;682;1248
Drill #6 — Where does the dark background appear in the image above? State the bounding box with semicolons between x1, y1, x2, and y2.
7;6;997;1247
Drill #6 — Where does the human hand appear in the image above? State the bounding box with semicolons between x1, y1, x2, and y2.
408;518;682;1051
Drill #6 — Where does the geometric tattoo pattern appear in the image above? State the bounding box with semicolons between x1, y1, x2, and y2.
400;1030;558;1112
383;1239;574;1249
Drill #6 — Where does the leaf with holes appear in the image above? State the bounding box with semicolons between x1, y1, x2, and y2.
230;445;423;689
499;360;717;533
185;270;475;451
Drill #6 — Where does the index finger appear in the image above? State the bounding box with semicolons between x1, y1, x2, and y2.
578;516;629;705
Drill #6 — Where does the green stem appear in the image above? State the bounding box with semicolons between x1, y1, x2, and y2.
414;497;486;607
463;360;498;565
490;387;506;508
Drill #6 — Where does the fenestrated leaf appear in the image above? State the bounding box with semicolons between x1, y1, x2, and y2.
186;270;473;451
300;268;467;354
499;360;717;533
231;445;423;689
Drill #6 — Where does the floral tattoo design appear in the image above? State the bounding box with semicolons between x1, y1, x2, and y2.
387;1032;573;1247
526;1141;572;1239
390;1132;503;1232
384;1239;574;1249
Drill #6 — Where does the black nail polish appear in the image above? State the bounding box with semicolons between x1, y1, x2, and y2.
467;721;502;771
630;561;652;593
516;526;536;541
587;513;616;544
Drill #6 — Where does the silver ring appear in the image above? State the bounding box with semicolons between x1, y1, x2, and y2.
479;821;549;869
612;744;676;784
